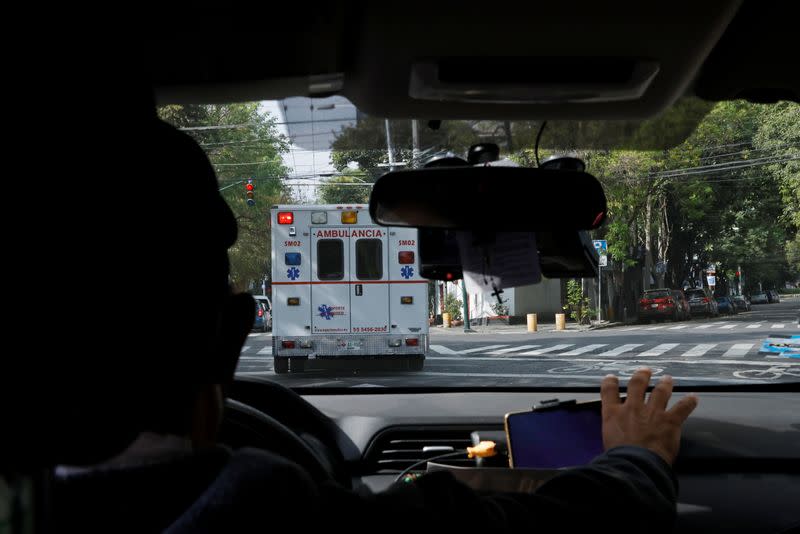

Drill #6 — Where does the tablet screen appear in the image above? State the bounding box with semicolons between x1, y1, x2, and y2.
506;403;604;468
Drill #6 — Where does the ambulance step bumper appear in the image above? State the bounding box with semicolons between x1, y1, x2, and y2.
273;335;428;357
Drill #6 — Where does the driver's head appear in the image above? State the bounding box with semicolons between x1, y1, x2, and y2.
43;95;254;464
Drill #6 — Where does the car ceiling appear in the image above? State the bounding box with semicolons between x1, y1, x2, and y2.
148;1;798;120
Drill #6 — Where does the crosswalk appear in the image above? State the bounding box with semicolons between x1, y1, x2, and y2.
620;321;794;332
426;341;781;360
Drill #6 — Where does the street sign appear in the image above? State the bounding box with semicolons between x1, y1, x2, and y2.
707;275;716;287
599;255;608;267
593;240;608;256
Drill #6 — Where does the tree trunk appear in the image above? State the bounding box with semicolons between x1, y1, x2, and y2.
644;194;653;290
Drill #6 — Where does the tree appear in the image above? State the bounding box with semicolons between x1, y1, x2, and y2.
157;103;292;292
318;176;371;204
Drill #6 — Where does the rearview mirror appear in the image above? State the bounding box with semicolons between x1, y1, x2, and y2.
369;166;607;231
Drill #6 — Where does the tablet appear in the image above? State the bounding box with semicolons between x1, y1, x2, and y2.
504;399;607;469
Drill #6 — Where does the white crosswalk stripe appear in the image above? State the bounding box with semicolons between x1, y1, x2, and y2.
694;324;714;329
771;324;785;329
241;345;251;353
460;344;509;354
668;325;688;330
682;344;717;357
430;345;460;354
257;346;272;355
620;327;642;332
746;323;762;329
639;343;679;356
486;345;540;355
720;324;736;329
559;344;608;356
516;344;575;356
722;343;754;358
644;325;665;330
597;344;642;356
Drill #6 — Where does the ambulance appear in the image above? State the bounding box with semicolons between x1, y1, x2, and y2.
270;205;429;373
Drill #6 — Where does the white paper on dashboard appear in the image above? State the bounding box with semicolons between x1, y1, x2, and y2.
457;232;541;295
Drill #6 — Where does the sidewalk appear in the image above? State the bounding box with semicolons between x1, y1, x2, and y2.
432;319;626;334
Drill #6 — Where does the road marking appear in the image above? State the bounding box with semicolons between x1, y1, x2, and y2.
746;323;763;329
720;324;736;329
420;371;756;384
639;343;679;356
597;344;642;356
425;356;800;367
516;344;575;355
257;346;272;355
559;344;608;356
668;325;688;330
682;344;717;357
694;324;714;329
241;345;251;352
486;345;540;355
460;344;509;354
722;343;754;358
430;344;459;355
772;324;785;329
619;327;642;331
644;325;665;330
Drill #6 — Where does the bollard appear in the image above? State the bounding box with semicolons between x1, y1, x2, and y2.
555;313;566;331
442;312;452;328
527;313;538;332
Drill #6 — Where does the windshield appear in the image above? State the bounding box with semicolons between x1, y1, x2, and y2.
159;97;800;388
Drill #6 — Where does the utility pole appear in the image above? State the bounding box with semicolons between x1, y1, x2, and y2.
411;119;420;167
384;119;395;170
460;280;473;332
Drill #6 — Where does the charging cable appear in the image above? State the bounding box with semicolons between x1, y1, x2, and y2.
395;441;497;483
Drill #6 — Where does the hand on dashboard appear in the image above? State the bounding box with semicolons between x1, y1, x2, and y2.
601;368;698;465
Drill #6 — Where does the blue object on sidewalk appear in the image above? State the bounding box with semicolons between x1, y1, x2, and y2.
758;334;800;358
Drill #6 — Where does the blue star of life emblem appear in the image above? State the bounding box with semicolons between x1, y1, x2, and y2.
318;304;333;320
400;265;414;279
287;267;300;280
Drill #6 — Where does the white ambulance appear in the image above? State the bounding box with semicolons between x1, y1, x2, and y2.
270;205;429;373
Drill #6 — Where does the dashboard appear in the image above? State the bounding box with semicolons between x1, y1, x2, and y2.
296;389;800;533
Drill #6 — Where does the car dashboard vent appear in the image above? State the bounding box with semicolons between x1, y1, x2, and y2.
364;426;502;473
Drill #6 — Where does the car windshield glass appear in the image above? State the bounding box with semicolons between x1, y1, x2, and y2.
159;97;799;389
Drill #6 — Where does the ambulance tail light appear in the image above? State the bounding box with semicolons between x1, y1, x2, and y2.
398;251;415;264
278;212;294;224
400;296;414;305
287;297;301;306
405;338;419;347
388;339;402;347
281;340;296;349
341;211;358;224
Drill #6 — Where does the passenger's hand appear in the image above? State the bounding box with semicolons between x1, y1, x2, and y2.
601;368;698;465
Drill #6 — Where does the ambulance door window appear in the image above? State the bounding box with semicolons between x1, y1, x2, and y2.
355;239;383;280
317;239;344;280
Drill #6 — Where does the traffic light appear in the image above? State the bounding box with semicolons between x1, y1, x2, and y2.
245;178;255;206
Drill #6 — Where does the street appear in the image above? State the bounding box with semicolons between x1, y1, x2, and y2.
236;298;800;387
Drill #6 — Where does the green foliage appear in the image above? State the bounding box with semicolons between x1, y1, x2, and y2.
158;103;291;292
443;292;463;321
490;297;509;316
319;176;371;204
563;279;593;324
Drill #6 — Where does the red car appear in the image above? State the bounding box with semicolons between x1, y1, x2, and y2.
638;289;682;322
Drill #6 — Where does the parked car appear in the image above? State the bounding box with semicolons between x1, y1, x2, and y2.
252;295;272;332
766;290;781;303
750;291;769;305
715;296;737;315
732;295;751;312
684;288;719;317
638;289;682;322
671;289;692;320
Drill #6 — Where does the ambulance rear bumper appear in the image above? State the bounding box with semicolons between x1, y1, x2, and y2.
273;334;428;357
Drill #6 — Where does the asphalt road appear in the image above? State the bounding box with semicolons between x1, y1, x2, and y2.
236;298;800;388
